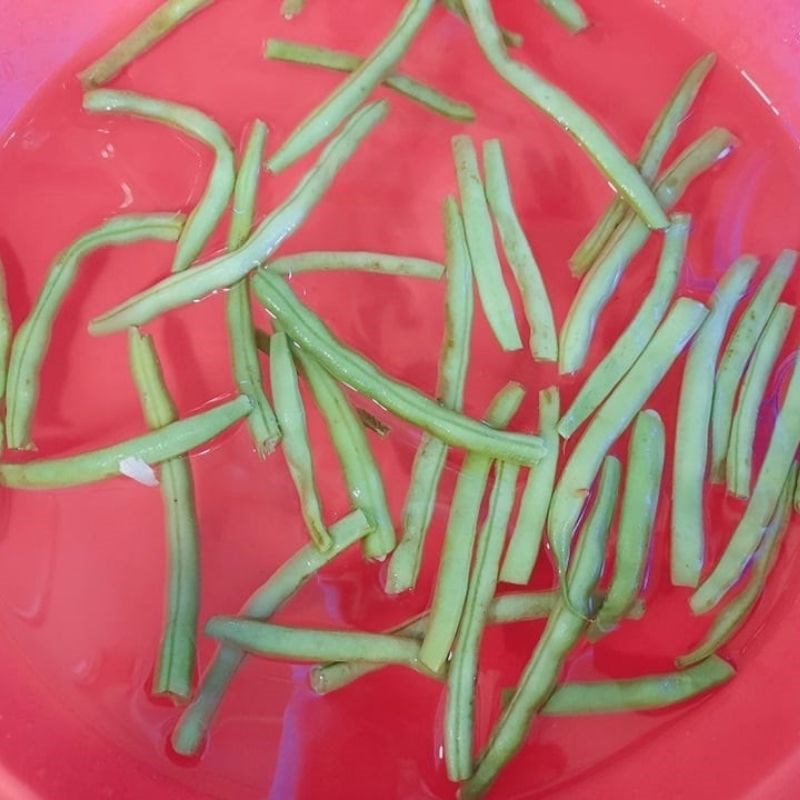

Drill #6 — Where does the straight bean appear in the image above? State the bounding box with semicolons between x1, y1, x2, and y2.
269;251;444;279
90;101;389;335
672;256;758;587
5;214;184;451
539;0;589;33
171;510;371;755
268;0;436;172
84;90;235;273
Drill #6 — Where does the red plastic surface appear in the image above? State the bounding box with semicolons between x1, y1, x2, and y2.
0;1;799;798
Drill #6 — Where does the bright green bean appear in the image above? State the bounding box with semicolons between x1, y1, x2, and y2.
678;466;796;668
386;197;474;592
252;271;545;465
559;128;735;375
539;0;589;33
90;101;388;335
0;395;250;489
465;456;619;799
5;214;185;451
484;139;558;361
265;39;475;122
269;251;444;279
462;0;667;231
549;299;707;575
710;250;797;482
171;509;371;755
419;383;526;672
78;0;215;87
226;120;281;457
591;410;664;638
728;304;795;497
207;618;423;666
129;329;200;702
84;90;234;273
453;135;521;352
559;215;688;439
294;348;395;559
268;0;436;172
270;332;331;551
692;353;800;613
672;256;758;587
571;54;716;275
542;656;735;715
500;387;560;584
446;457;520;780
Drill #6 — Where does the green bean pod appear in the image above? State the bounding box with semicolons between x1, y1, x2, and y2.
591;410;665;638
269;251;445;279
5;213;185;451
265;39;475;122
484;139;558;361
386;197;474;592
462;0;667;231
559;214;688;439
270;332;332;551
464;456;620;799
571;54;716;274
171;509;371;756
549;299;707;575
453;135;522;352
84;90;235;273
672;256;758;587
500;387;560;585
692;352;800;613
538;0;589;33
709;250;797;482
0;395;250;489
90;101;389;335
268;0;436;172
559;128;735;375
419;382;526;672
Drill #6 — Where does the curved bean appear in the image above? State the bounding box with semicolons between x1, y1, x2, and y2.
269;251;444;279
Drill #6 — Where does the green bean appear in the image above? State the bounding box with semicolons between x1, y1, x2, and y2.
90;101;388;335
129;329;199;702
541;657;735;715
591;410;664;638
171;509;371;755
500;388;560;585
559;128;735;375
559;215;688;439
549;299;707;575
692;352;800;614
465;456;619;799
678;466;796;668
440;0;524;48
419;383;525;672
461;0;667;232
571;54;716;275
294;348;395;559
446;457;520;780
728;304;795;497
280;0;306;18
0;395;250;489
453;135;521;352
268;0;436;173
252;271;545;465
84;90;234;273
207;619;423;666
386;198;474;592
270;332;331;551
484;139;558;361
226;120;281;457
269;251;444;279
78;0;215;88
709;250;797;482
539;0;589;33
672;256;758;587
5;214;184;451
265;39;475;122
